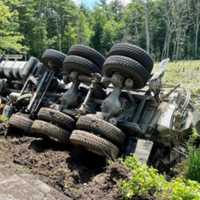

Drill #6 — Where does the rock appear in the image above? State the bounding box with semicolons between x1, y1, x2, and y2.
0;171;70;200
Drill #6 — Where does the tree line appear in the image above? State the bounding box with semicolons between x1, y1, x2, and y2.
0;0;200;61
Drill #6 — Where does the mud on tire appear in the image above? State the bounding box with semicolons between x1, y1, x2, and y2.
31;120;70;143
8;114;33;133
70;130;119;160
76;115;125;146
38;107;75;130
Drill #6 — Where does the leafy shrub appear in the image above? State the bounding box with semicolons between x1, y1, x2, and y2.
186;148;200;182
120;156;200;200
121;156;165;199
158;178;200;200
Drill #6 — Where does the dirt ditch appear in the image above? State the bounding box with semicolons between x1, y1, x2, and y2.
0;131;130;200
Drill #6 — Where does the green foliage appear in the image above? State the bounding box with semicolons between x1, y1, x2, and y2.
101;17;124;53
90;1;125;54
17;0;81;56
1;0;200;59
121;156;166;199
0;1;26;53
121;156;200;200
186;148;200;182
159;178;200;200
77;10;94;44
123;0;145;45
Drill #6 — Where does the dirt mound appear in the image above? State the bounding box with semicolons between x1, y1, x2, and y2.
0;136;129;200
80;162;130;200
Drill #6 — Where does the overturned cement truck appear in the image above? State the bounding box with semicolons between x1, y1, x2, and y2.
0;43;198;171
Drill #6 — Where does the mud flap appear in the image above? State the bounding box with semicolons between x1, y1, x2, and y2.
134;139;153;164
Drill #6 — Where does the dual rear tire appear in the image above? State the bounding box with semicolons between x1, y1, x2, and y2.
32;108;75;143
70;130;119;160
8;113;33;133
34;111;125;160
76;114;125;146
31;120;70;143
8;108;75;143
63;45;105;82
8;112;120;160
70;114;126;159
107;43;154;73
103;43;154;89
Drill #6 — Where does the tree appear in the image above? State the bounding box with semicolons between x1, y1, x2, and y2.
0;0;26;53
1;0;200;61
90;0;125;54
123;0;146;47
77;8;94;45
192;0;200;58
144;0;150;53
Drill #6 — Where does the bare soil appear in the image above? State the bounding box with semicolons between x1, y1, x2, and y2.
0;130;130;200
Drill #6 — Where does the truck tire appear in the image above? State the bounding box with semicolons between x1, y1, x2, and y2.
108;43;154;73
70;130;119;160
38;107;75;130
68;45;105;69
8;114;33;133
63;55;100;77
31;120;70;143
76;115;125;146
103;55;150;89
41;49;66;70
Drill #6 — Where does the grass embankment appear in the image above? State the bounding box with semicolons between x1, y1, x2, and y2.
156;60;200;95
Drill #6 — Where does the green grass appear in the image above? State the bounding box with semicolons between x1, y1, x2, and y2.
155;60;200;96
186;148;200;182
120;156;200;200
154;60;200;110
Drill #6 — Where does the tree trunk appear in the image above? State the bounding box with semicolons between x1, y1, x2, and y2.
195;3;200;58
144;0;150;53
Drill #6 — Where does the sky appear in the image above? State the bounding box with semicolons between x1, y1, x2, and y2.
73;0;131;9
